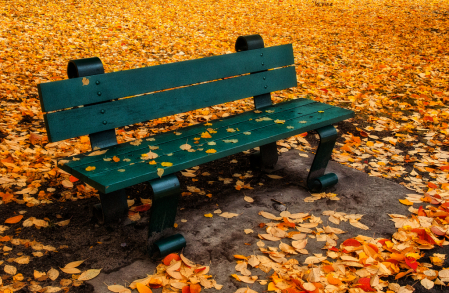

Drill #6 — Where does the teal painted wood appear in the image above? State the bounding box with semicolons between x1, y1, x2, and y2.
38;45;294;112
60;98;315;171
64;104;353;193
45;66;297;142
65;100;326;179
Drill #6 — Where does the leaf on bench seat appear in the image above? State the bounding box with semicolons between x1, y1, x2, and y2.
87;149;108;156
180;143;192;151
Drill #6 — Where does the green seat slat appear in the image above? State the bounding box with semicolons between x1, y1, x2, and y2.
65;100;322;178
65;103;353;193
61;98;314;170
44;67;297;142
38;44;294;112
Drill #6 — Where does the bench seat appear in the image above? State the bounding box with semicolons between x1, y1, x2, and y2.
59;98;353;194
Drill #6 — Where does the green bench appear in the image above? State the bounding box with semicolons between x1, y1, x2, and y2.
38;34;354;246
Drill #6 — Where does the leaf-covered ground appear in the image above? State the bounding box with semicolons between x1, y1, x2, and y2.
1;0;449;292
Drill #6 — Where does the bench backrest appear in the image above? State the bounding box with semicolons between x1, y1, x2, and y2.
38;35;297;146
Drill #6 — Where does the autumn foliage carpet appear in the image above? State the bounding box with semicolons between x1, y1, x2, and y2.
1;0;449;292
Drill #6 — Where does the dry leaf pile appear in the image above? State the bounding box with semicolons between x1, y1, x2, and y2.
0;249;101;292
231;196;449;292
122;253;222;293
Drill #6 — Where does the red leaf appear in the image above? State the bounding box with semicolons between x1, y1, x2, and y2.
418;206;426;217
69;175;79;183
134;204;151;212
404;257;419;271
342;239;361;247
377;239;390;245
356;278;376;292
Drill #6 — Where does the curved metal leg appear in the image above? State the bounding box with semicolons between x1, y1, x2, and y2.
147;174;181;256
307;125;339;192
93;189;128;224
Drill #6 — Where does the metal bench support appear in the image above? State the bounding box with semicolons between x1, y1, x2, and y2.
236;34;278;168
148;174;181;236
307;125;339;192
93;190;128;224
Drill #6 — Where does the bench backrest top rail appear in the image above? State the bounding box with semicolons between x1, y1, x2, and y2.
38;44;294;112
39;44;297;142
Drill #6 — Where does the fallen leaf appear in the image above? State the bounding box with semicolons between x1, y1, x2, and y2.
48;268;59;281
5;215;23;224
78;269;101;281
267;175;282;179
244;196;254;203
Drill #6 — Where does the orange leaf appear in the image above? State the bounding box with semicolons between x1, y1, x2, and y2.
399;199;413;206
163;253;181;266
113;156;120;162
5;215;23;224
440;166;449;172
327;274;342;285
0;236;11;242
69;175;79;183
0;192;14;203
182;286;191;293
322;265;335;273
190;284;201;293
395;271;409;280
234;255;248;260
136;282;153;293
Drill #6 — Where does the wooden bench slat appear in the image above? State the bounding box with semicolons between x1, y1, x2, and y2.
38;45;294;112
60;98;315;170
44;66;297;142
63;102;353;193
62;99;319;177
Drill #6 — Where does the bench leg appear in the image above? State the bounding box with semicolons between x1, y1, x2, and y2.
147;174;181;255
92;189;128;224
250;142;279;168
307;125;339;192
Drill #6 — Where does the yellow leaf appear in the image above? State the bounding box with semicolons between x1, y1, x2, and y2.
274;119;285;124
149;160;157;165
201;132;212;138
85;166;96;171
204;213;213;218
267;282;278;291
399;199;414;206
267;175;283;179
64;260;84;268
78;269;101;281
157;168;164;178
206;149;216;154
161;162;173;167
60;267;81;274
